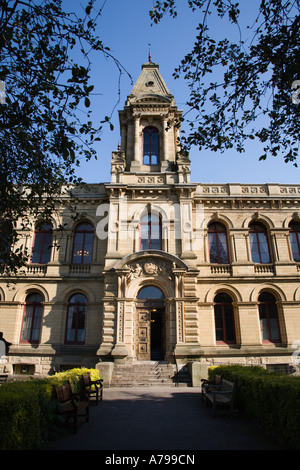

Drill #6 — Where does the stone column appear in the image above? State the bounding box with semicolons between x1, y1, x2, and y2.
130;114;141;171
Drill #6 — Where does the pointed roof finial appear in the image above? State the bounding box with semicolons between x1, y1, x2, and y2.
117;141;121;151
148;43;152;63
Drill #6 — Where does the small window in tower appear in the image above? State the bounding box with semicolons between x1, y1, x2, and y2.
143;127;159;165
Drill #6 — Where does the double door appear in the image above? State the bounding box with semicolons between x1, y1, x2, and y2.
136;299;164;361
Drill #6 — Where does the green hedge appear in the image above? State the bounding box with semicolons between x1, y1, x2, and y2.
0;367;101;450
208;365;300;449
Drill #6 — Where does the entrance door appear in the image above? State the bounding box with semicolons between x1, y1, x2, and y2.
136;286;164;361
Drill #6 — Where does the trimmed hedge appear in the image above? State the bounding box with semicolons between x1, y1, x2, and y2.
208;365;300;449
0;367;101;450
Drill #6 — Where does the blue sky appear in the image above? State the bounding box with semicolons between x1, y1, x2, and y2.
66;0;300;185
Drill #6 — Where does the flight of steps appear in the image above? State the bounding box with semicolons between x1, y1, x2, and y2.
110;361;191;387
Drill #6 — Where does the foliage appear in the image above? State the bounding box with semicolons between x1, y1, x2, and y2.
0;367;101;449
0;379;57;450
150;1;300;165
0;0;129;272
209;365;300;449
47;366;101;393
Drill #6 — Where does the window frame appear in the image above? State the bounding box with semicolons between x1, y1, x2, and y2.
65;293;87;345
258;292;281;344
142;126;160;166
140;210;162;251
249;222;271;264
289;221;300;262
71;222;94;265
214;293;236;345
20;292;44;344
208;222;229;264
30;222;53;264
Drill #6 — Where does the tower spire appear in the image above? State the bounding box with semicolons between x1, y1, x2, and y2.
148;43;152;63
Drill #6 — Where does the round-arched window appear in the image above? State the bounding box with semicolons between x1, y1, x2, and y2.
65;293;88;344
208;222;229;264
20;292;44;343
214;293;235;344
72;222;94;265
137;286;164;299
249;222;271;263
258;292;280;343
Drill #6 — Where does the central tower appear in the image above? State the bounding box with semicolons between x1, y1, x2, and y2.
98;59;199;365
111;60;191;183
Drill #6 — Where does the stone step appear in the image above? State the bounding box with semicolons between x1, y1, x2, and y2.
110;361;191;387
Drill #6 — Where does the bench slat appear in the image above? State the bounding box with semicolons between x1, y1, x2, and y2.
204;378;235;417
53;380;89;433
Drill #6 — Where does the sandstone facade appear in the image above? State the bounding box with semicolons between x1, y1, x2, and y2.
1;61;300;378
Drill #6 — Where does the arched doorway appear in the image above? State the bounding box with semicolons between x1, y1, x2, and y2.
136;286;165;361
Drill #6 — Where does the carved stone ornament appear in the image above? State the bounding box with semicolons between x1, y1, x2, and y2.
126;258;173;283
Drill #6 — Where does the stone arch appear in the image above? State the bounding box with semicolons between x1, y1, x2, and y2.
242;213;275;229
293;286;300;301
12;284;50;303
130;202;171;225
205;284;243;303
283;213;300;228
60;285;97;304
114;250;189;271
250;283;287;302
0;287;5;301
33;215;57;230
128;275;173;300
206;213;234;230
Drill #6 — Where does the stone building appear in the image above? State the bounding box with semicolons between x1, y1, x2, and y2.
1;60;300;381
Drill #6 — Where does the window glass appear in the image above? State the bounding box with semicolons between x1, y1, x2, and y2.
143;127;159;165
72;223;93;265
208;223;229;263
138;286;164;299
214;293;235;343
31;223;52;264
249;223;270;263
258;292;280;342
289;221;300;262
65;294;87;344
140;212;162;250
21;293;44;343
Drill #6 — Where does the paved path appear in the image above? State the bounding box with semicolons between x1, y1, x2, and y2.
43;386;287;452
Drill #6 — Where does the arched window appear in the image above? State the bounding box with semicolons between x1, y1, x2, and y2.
137;286;164;299
249;222;271;263
143;127;159;165
258;292;281;343
214;293;235;344
72;222;93;265
140;211;162;250
289;221;300;262
65;293;87;344
208;222;229;264
31;222;52;264
20;292;44;343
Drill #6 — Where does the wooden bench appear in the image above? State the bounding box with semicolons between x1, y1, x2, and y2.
204;378;235;417
0;374;8;384
53;380;89;434
201;374;222;401
82;373;103;405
